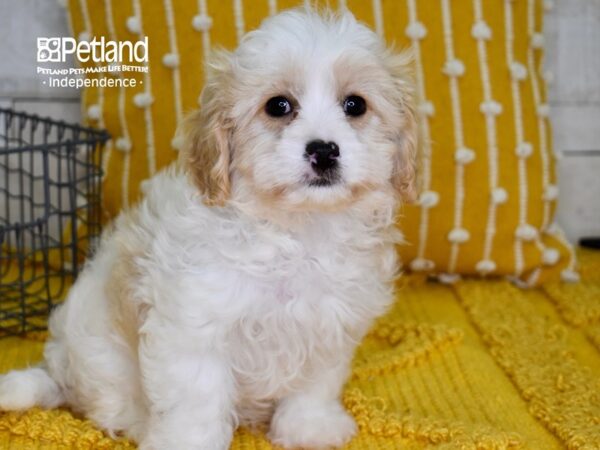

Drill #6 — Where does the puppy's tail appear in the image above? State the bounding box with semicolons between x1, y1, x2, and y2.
0;365;64;410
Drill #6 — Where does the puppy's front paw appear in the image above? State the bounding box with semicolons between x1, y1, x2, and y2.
268;399;357;449
140;429;231;450
139;414;232;450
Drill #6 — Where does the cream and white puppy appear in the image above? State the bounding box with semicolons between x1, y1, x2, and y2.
0;8;416;450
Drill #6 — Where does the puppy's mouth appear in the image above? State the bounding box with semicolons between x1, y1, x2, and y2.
306;171;341;188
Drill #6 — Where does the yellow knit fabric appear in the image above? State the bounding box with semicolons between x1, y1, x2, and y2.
65;0;575;285
1;248;599;449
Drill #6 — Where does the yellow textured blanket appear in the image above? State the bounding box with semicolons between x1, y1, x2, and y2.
1;249;598;449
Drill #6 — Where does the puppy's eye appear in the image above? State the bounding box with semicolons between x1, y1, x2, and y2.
265;96;293;117
343;95;367;117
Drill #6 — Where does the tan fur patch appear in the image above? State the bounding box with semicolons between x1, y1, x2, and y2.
178;50;235;206
334;50;418;203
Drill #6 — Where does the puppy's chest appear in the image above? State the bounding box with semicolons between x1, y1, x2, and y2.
227;301;348;400
224;242;387;400
239;229;382;290
190;223;394;398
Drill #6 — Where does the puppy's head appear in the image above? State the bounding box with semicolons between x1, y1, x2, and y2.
180;9;417;212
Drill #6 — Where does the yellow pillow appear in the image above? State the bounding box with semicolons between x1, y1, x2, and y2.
66;0;576;285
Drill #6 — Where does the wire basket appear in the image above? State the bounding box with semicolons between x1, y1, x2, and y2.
0;108;108;337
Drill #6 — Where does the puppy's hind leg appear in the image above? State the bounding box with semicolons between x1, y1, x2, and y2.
0;365;63;411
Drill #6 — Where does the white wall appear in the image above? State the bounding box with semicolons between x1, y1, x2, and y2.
1;0;599;241
545;0;600;241
0;0;80;121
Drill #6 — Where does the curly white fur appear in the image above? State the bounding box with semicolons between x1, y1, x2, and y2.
0;8;415;450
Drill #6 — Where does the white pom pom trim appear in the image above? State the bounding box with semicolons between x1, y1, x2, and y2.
171;135;184;151
537;103;550;117
133;92;154;108
419;190;440;208
531;33;545;49
510;62;527;81
471;20;492;40
115;137;132;152
438;273;461;284
542;248;560;266
476;259;497;274
410;258;435;272
126;16;141;34
515;142;533;158
405;21;427;40
162;53;180;68
443;59;465;77
418;101;435;117
86;104;101;121
543;184;559;201
192;14;213;32
561;269;580;283
448;228;470;244
515;224;538;241
480;100;502;116
491;187;508;205
455;148;476;164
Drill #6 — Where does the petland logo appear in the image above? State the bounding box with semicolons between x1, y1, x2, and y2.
37;37;148;63
37;36;148;89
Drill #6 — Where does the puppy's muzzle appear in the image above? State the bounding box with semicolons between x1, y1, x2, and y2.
305;140;340;175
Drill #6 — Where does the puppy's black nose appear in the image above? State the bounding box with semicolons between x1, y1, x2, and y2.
305;140;340;173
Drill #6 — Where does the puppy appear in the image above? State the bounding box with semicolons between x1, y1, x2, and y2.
0;8;416;450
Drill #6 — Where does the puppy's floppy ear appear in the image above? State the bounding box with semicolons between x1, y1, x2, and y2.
178;50;234;206
385;49;418;203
